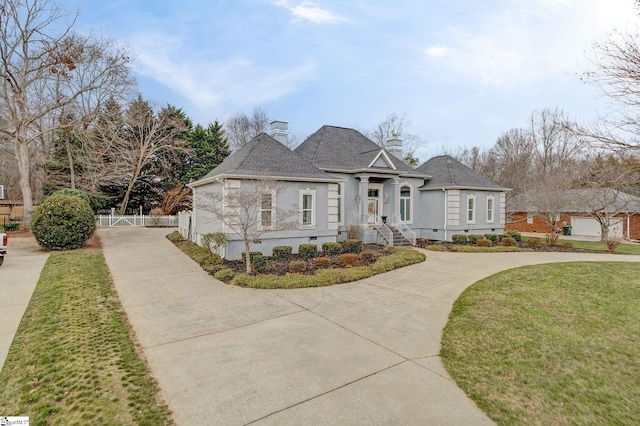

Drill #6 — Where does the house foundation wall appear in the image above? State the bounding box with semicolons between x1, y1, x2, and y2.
223;234;338;260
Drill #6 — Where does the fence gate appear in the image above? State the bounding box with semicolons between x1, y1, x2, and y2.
96;215;177;227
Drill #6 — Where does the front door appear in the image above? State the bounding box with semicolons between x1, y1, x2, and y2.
367;184;383;224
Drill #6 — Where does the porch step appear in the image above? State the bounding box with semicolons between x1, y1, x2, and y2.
391;228;412;247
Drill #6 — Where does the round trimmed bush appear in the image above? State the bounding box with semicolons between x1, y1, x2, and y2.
32;190;96;250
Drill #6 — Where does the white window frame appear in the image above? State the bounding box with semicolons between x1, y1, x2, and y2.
258;191;276;231
486;195;495;224
467;194;476;224
399;183;413;224
299;189;316;229
337;183;344;226
527;212;534;224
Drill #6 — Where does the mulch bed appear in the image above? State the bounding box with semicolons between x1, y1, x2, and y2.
224;243;389;276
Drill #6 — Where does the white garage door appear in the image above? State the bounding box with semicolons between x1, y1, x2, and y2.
570;217;623;238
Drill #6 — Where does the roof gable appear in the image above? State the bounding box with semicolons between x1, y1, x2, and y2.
416;155;507;190
191;133;338;186
368;150;397;169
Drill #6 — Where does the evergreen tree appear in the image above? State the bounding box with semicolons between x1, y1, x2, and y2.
180;121;230;184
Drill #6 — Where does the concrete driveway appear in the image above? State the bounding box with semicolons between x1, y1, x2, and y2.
99;227;640;425
0;235;49;368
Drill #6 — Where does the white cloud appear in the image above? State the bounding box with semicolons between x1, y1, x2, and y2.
130;32;317;111
424;45;447;58
422;0;639;90
273;1;349;24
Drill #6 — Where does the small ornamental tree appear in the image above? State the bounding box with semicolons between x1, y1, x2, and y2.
32;190;96;250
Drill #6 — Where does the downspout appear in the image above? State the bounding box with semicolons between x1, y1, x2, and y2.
442;188;447;241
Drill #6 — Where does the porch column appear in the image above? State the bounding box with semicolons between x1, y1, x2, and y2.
358;176;369;226
391;177;400;226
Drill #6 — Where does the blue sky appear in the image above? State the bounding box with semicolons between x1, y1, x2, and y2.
62;0;639;161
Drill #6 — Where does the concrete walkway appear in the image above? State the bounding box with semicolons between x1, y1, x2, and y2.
0;235;49;368
99;227;640;425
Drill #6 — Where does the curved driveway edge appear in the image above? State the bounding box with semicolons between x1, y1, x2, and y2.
0;236;49;369
99;227;639;425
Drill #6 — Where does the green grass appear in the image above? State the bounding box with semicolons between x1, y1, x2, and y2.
0;251;173;426
441;262;640;425
555;238;640;255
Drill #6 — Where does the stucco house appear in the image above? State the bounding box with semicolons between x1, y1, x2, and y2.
185;121;509;259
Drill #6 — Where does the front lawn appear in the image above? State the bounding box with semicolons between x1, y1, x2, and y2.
0;251;173;425
441;262;640;425
555;237;640;255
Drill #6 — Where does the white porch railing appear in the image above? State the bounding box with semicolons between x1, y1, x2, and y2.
393;214;416;246
374;215;393;246
96;215;177;227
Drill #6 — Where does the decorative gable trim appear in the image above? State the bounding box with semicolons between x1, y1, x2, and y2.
368;150;397;170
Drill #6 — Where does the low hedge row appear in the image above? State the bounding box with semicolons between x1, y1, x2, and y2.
451;231;522;246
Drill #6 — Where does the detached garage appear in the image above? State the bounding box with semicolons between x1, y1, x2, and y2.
570;217;624;239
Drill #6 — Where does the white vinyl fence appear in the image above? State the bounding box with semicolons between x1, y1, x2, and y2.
96;215;177;227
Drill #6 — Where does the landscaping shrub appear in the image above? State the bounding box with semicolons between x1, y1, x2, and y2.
272;245;293;261
340;253;359;267
500;237;517;247
452;234;469;245
342;239;363;254
230;248;425;289
201;232;227;257
468;234;479;245
167;231;184;243
252;255;270;273
149;207;163;226
241;251;263;261
214;268;235;282
506;230;522;242
346;224;360;239
312;256;332;269
484;234;502;244
289;260;307;273
360;250;377;264
298;244;318;259
527;237;541;249
321;242;342;256
562;241;574;249
1;223;19;231
31;190;96;250
55;188;91;205
476;238;492;247
606;238;620;252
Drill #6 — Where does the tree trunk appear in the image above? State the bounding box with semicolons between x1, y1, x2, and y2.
66;138;76;190
15;139;34;224
119;179;136;215
600;223;609;242
244;237;252;274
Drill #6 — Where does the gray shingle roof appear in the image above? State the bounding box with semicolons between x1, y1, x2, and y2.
295;125;423;175
193;133;338;185
416;155;508;190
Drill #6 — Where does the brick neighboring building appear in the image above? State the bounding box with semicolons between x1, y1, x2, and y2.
505;189;640;241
